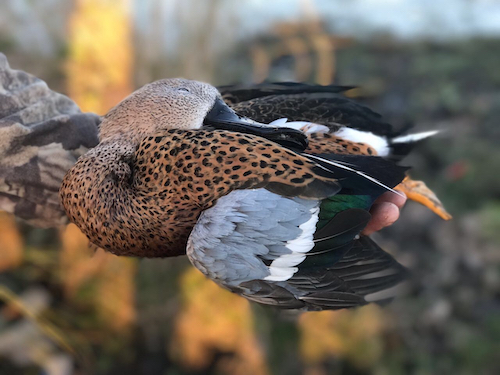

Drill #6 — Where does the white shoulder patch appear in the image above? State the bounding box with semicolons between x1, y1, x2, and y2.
334;127;390;156
266;119;393;157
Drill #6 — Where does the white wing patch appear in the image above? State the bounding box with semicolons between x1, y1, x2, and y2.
265;118;438;158
265;206;319;281
268;119;390;156
334;127;390;156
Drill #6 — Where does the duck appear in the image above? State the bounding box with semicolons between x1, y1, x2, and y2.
60;78;450;311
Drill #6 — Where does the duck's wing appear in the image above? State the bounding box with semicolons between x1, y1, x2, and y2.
219;82;451;220
220;82;395;137
187;189;407;311
0;53;100;227
186;149;407;311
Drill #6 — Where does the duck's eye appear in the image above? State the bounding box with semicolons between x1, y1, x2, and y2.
178;88;190;93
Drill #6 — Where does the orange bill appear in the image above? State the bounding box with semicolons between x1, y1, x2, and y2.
395;176;452;220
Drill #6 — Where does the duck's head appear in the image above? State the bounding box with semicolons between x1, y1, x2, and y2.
100;79;218;142
99;78;308;150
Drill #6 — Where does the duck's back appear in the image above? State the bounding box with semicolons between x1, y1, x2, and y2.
219;82;395;137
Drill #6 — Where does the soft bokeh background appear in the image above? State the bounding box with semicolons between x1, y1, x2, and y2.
1;0;499;374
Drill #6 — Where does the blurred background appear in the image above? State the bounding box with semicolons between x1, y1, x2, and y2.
0;0;499;374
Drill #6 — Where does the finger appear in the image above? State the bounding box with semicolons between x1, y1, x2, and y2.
362;202;400;235
374;191;407;209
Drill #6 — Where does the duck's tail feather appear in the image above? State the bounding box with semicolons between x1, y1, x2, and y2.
392;130;439;144
389;130;439;161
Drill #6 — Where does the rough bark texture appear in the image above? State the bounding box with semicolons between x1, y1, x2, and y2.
0;53;100;227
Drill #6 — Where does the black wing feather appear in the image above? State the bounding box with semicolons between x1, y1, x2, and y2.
306;153;408;198
236;209;407;311
218;82;354;104
228;93;396;137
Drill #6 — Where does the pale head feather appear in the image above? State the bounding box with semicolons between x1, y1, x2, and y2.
99;78;220;143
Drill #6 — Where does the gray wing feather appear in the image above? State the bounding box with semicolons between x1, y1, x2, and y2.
187;189;318;287
187;189;408;311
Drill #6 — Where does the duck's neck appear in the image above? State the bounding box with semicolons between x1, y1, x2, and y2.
60;140;193;257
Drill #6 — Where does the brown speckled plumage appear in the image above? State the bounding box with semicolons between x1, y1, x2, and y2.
61;126;343;257
59;78;447;264
306;132;377;156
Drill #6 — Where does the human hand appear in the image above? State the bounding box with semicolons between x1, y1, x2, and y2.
362;192;407;235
